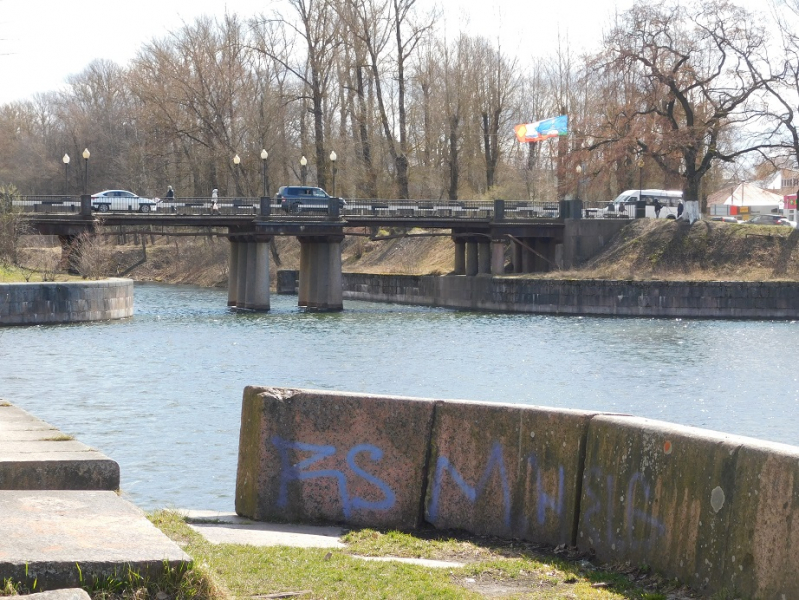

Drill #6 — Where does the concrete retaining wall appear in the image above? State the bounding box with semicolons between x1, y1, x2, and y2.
339;273;799;319
0;278;133;325
236;386;799;598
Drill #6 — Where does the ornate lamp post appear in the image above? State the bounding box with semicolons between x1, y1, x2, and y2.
62;154;70;195
82;148;90;195
260;149;269;197
300;155;308;185
233;153;241;196
329;150;337;196
260;149;270;216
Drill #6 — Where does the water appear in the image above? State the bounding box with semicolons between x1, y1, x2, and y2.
2;282;798;512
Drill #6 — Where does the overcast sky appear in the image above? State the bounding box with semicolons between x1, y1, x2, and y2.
0;0;641;105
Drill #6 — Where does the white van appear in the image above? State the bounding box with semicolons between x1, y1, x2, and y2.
603;189;683;219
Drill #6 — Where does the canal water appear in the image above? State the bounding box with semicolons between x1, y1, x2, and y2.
2;282;798;512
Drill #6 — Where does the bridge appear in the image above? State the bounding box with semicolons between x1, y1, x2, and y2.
18;195;623;312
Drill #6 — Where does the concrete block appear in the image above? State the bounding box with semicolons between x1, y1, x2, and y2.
0;490;190;591
721;439;799;599
578;416;742;596
0;404;119;491
424;401;594;546
236;387;435;529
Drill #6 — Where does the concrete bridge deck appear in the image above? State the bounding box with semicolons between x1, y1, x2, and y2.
0;402;190;591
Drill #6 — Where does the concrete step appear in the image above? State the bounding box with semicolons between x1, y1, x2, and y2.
0;490;191;591
0;402;119;490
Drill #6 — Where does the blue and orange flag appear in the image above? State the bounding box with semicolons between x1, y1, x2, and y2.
514;115;568;143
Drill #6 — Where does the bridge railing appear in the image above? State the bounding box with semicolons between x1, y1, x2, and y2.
342;199;562;220
158;197;275;215
13;195;81;213
14;195;567;220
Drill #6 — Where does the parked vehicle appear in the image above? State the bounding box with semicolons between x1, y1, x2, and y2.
603;189;683;219
744;214;794;227
91;190;158;213
275;186;346;214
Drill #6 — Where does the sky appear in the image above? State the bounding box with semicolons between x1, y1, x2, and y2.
0;0;638;106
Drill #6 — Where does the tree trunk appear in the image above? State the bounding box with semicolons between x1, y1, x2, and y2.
448;114;459;200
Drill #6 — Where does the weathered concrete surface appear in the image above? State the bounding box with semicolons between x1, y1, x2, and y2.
721;439;799;599
236;387;436;529
0;278;133;325
0;403;119;490
577;415;799;598
181;509;345;548
341;273;799;319
424;400;593;545
0;490;190;591
25;590;90;600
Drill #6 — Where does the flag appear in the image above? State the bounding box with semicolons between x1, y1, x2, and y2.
514;115;569;143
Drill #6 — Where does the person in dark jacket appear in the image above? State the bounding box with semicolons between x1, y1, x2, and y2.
165;185;174;200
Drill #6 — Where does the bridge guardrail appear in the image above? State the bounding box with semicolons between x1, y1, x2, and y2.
14;195;570;220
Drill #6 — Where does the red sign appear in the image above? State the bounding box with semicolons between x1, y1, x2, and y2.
785;194;797;210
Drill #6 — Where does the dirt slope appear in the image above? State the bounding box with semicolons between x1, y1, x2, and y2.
82;219;799;286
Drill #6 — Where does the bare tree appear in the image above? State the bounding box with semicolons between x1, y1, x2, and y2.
592;0;771;221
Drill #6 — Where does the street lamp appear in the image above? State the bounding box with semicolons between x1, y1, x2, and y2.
575;164;582;200
329;150;337;196
233;153;241;196
300;155;308;185
260;149;269;197
637;157;645;219
62;154;70;195
82;148;90;195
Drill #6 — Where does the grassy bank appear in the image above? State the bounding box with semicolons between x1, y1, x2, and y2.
143;510;691;600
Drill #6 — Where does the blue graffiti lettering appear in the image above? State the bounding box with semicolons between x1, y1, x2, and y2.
347;444;396;512
625;472;665;550
428;441;511;528
270;436;396;520
527;453;565;525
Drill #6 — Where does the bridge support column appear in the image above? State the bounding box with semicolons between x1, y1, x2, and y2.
245;241;271;311
236;241;249;306
298;236;343;311
298;241;312;307
227;241;240;306
522;240;534;273
490;240;505;275
513;240;523;273
478;241;491;275
453;240;466;275
57;235;79;273
466;242;479;276
243;242;257;308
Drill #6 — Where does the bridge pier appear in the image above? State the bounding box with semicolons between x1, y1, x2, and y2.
465;242;479;276
478;241;491;274
490;240;505;275
227;242;239;306
298;236;343;311
227;237;272;311
57;235;79;273
453;240;466;275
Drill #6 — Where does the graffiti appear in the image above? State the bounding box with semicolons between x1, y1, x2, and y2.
427;441;511;528
527;453;565;525
582;467;665;552
270;435;396;519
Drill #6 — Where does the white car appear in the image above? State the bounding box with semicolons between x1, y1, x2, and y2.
91;190;158;213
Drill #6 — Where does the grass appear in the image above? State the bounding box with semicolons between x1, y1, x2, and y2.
144;511;691;600
41;434;75;441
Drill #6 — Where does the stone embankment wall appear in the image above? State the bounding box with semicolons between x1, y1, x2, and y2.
342;273;799;319
278;270;799;318
0;278;133;325
237;386;799;599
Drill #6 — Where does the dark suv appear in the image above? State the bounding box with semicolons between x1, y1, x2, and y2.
275;186;346;214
